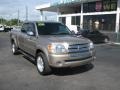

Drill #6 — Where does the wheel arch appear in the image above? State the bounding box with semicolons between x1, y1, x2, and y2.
35;49;45;59
36;49;44;55
35;49;49;63
11;38;14;44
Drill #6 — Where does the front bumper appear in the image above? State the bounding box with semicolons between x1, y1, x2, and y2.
48;51;95;68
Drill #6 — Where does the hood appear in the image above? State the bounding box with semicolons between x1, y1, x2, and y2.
39;35;91;44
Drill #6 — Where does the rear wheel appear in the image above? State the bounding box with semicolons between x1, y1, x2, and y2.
36;52;51;75
104;38;109;43
11;42;19;55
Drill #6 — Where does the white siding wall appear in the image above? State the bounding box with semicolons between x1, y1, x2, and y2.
66;16;71;28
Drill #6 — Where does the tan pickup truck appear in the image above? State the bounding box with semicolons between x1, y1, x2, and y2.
10;21;95;75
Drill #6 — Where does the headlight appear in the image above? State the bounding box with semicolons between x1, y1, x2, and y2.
48;43;68;54
89;42;94;50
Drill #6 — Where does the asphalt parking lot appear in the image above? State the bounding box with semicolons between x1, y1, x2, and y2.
0;32;120;90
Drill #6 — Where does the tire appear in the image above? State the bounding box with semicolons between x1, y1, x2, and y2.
36;52;51;75
11;41;19;55
104;38;109;43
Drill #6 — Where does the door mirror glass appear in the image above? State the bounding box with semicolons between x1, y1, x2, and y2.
27;31;34;36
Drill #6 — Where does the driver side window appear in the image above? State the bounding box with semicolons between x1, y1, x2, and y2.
21;23;36;36
21;23;28;33
27;23;36;36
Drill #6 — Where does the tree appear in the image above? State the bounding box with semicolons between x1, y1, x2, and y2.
0;18;7;25
0;18;22;26
10;19;20;26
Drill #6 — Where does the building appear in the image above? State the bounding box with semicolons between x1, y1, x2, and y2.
36;0;120;41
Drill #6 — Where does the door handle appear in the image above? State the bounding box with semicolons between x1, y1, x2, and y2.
27;37;35;41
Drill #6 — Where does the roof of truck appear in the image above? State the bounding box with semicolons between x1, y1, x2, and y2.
24;21;61;24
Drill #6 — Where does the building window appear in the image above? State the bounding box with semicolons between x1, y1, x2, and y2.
59;17;66;24
71;16;80;26
83;2;97;13
83;14;116;31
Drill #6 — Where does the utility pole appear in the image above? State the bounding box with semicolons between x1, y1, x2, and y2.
26;6;28;21
17;9;20;26
0;17;3;24
0;17;2;24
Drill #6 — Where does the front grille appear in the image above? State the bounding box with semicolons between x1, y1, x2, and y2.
68;43;89;54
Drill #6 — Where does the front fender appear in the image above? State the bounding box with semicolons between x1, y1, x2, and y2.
36;45;50;62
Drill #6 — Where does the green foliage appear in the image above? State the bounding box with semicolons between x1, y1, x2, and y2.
0;18;22;26
0;18;7;24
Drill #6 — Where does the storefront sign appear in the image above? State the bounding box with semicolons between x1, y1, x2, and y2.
60;0;74;4
103;1;111;11
52;0;100;6
51;0;75;6
103;0;117;11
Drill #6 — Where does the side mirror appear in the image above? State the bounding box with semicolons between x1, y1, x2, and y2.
27;31;34;36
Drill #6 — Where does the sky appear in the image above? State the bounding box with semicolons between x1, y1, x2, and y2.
0;0;57;21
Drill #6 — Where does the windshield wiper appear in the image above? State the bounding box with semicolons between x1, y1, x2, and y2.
50;32;69;35
57;32;70;35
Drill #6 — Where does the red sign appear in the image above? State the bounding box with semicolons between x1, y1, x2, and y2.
96;1;102;12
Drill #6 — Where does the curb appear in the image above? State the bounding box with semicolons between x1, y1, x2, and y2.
94;42;120;46
107;41;120;46
112;42;120;45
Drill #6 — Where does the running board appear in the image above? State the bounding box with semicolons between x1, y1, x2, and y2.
18;49;36;65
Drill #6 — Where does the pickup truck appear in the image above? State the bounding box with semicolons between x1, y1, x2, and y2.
10;21;95;75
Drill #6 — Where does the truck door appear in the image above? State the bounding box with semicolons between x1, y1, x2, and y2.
23;23;37;56
18;23;28;50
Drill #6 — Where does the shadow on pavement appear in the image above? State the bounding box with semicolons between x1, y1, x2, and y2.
52;64;94;76
23;55;36;65
23;54;94;76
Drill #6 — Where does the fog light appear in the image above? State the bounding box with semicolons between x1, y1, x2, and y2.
56;61;63;67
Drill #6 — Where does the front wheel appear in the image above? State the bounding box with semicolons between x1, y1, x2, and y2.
36;52;51;75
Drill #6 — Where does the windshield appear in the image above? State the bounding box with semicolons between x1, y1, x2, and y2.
37;22;71;35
